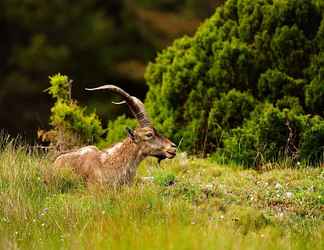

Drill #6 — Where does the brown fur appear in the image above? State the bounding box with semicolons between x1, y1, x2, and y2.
53;127;176;186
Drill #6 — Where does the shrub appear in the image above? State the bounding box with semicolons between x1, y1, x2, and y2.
305;77;324;115
42;74;105;151
144;0;324;166
275;96;304;114
221;104;310;166
300;116;324;164
47;74;72;101
50;101;104;144
210;90;255;128
207;90;256;151
221;103;317;166
257;69;305;101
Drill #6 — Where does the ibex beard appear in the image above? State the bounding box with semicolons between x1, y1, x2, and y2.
53;85;176;187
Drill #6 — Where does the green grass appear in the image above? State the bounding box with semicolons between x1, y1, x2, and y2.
0;139;323;250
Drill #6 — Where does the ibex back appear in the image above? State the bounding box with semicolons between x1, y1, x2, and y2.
53;85;176;186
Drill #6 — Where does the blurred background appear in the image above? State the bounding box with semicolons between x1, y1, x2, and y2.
0;0;225;141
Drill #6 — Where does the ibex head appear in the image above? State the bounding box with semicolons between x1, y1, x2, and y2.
85;85;177;161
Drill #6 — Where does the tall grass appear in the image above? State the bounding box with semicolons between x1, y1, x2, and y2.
0;137;323;249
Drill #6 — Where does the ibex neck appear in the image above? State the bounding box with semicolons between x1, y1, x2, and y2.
102;138;146;184
117;137;145;165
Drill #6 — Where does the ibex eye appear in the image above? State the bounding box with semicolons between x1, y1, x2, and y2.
146;132;153;138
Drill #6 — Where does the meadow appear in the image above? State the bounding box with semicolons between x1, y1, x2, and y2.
0;136;323;250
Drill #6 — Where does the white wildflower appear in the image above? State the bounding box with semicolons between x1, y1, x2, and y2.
142;176;154;182
179;152;188;167
286;192;293;198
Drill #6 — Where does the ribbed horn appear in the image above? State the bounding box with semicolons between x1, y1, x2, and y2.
85;85;152;127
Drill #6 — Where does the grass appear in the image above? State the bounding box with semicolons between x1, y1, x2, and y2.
0;138;323;250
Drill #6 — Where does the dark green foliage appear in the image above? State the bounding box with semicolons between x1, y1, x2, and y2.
207;90;255;151
222;104;306;166
271;25;311;77
305;52;324;115
210;90;256;129
145;0;324;166
275;96;304;114
300;117;324;164
258;69;305;101
305;77;324;115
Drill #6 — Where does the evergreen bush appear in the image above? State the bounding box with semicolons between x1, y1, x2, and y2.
144;0;324;166
300;116;324;164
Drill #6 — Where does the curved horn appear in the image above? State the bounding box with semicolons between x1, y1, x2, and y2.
85;85;152;127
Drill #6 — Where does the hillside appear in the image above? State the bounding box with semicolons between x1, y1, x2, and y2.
0;138;323;249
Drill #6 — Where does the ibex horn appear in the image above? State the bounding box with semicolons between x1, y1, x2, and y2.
85;85;152;127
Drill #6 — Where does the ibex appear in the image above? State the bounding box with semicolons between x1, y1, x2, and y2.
53;85;177;186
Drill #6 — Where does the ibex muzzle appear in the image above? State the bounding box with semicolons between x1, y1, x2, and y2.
54;85;176;186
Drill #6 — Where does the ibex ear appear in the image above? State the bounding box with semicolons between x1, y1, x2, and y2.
126;127;136;142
